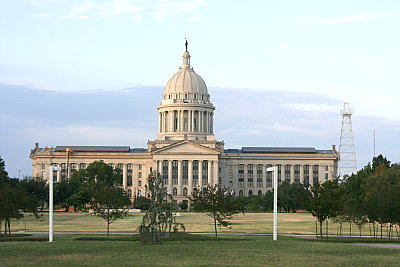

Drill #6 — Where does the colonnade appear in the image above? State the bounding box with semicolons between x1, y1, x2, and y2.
154;159;218;196
158;110;213;134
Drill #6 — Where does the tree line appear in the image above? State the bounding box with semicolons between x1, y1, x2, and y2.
1;155;398;239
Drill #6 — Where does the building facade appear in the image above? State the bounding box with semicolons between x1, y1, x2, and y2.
30;45;339;200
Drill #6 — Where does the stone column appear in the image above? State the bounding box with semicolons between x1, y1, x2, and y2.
300;165;304;184
67;164;71;180
319;165;324;183
188;160;193;195
168;161;173;194
207;160;212;185
171;111;174;132
210;113;214;133
158;112;161;133
309;166;314;186
290;165;294;183
191;110;194;132
213;160;218;187
123;164;128;188
198;160;203;189
280;165;285;184
133;164;139;195
177;160;182;195
180;110;184;132
199;111;203;132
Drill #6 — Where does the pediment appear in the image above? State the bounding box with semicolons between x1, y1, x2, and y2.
152;141;220;155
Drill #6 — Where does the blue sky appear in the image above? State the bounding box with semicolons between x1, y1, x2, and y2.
1;0;399;177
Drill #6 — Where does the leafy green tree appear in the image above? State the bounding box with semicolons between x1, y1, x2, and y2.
190;185;243;238
308;180;342;238
372;154;391;172
363;163;400;238
133;196;152;210
19;177;48;211
278;182;311;212
91;185;131;237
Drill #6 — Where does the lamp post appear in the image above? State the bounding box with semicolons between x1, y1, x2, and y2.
267;166;278;241
48;165;61;242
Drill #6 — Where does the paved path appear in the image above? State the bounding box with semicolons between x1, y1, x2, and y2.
353;243;400;249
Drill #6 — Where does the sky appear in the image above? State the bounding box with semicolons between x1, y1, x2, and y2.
0;0;399;177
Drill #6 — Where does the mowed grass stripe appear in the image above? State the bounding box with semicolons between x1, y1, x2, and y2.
1;236;399;266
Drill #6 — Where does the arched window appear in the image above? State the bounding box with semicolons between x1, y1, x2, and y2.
173;187;177;196
258;190;262;196
183;187;188;196
239;190;243;196
248;190;253;196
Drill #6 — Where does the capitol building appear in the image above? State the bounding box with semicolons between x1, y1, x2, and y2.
30;44;339;201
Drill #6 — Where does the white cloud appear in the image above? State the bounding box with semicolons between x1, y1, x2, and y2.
33;0;207;20
301;10;400;26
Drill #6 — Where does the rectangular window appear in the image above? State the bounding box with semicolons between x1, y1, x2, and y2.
294;164;300;183
325;173;329;180
202;160;208;185
303;165;309;186
247;164;253;187
193;160;199;185
117;163;123;170
61;163;66;181
52;163;57;182
138;172;142;179
182;160;188;185
172;160;178;185
313;165;319;184
238;164;244;180
257;164;263;179
266;164;272;187
79;163;86;169
138;164;142;171
70;163;76;175
162;160;168;185
277;164;281;184
285;164;290;182
127;164;132;186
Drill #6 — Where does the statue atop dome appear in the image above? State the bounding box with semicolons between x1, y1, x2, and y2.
185;38;188;52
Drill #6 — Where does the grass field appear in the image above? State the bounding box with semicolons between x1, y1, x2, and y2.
10;212;385;236
1;235;399;266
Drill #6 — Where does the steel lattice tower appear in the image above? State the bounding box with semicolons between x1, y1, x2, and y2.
339;102;357;177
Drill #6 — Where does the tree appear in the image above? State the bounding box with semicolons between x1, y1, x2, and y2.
307;180;342;238
363;164;400;238
139;171;184;244
278;182;311;212
91;185;131;237
190;185;243;238
0;157;42;235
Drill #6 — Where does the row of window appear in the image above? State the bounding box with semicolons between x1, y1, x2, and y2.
164;93;209;101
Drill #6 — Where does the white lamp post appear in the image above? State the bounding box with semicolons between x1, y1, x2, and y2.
48;166;61;242
267;166;278;241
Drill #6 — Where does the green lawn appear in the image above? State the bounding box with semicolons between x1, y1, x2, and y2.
11;212;380;236
1;235;399;266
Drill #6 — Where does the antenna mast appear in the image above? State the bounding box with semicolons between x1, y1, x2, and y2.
338;102;357;178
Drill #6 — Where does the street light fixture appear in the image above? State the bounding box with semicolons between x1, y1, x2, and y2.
267;166;278;241
48;165;61;242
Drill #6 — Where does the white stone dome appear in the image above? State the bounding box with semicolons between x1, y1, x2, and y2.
164;51;208;94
